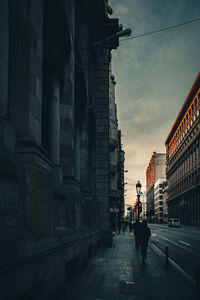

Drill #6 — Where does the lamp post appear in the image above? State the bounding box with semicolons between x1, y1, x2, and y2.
136;181;142;220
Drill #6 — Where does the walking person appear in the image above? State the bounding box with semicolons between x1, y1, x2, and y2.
118;222;121;234
133;219;141;250
122;220;126;234
125;220;128;231
139;219;151;262
129;220;132;232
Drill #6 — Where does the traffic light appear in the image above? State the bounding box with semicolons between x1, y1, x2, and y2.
138;201;142;213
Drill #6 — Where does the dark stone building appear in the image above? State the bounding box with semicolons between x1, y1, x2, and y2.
117;131;125;222
108;75;125;231
165;72;200;226
0;0;124;299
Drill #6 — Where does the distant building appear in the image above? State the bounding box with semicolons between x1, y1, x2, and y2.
154;178;166;223
141;191;147;219
146;152;166;221
165;72;200;226
162;180;168;223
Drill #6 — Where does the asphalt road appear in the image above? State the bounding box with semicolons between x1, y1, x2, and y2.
149;224;200;282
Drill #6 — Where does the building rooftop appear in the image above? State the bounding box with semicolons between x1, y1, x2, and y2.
165;72;200;145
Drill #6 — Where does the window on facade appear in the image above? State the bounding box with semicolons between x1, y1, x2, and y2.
159;195;163;200
54;196;68;227
159;201;163;205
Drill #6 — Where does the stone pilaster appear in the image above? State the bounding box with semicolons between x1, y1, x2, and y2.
8;0;53;237
95;48;112;244
9;0;43;148
60;52;75;178
48;76;60;166
80;119;89;188
59;0;82;230
0;0;15;151
0;0;9;118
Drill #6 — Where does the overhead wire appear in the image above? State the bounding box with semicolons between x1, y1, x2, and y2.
121;17;200;41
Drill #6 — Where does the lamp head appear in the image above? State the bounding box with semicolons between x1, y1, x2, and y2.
136;181;142;194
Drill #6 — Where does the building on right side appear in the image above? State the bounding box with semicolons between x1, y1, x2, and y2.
154;178;166;223
165;72;200;226
146;152;166;222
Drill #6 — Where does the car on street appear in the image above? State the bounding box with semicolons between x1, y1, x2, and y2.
168;218;180;228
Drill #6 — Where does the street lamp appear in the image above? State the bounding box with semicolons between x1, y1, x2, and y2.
90;28;132;49
136;181;142;220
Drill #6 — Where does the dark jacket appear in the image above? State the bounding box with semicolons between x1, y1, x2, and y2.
133;221;141;235
140;224;151;242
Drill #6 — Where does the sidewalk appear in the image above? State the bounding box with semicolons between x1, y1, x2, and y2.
63;232;195;300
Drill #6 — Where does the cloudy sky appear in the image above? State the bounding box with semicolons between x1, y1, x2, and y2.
109;0;200;205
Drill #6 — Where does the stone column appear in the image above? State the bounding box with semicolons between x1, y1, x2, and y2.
60;52;75;178
59;0;82;230
80;119;89;188
95;48;112;245
48;76;60;166
0;0;15;151
9;0;43;147
0;0;9;118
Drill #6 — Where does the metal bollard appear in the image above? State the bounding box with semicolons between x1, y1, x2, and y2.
196;266;200;300
165;246;169;267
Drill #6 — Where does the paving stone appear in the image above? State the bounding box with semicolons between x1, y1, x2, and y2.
119;281;135;295
63;231;195;300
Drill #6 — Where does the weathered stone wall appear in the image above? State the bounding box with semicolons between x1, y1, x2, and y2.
0;0;121;298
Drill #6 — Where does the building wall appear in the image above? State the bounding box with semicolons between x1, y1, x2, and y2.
118;143;125;221
146;152;166;220
141;191;147;219
146;184;154;219
0;1;123;299
154;154;166;180
108;74;120;231
162;181;168;223
165;72;200;225
154;178;166;223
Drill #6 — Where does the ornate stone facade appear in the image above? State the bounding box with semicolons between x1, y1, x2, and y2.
165;72;200;225
0;1;124;298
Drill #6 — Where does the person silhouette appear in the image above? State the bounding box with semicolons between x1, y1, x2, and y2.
133;219;141;250
139;219;151;262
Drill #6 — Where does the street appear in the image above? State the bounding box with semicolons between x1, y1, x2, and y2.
149;224;200;283
63;227;198;300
